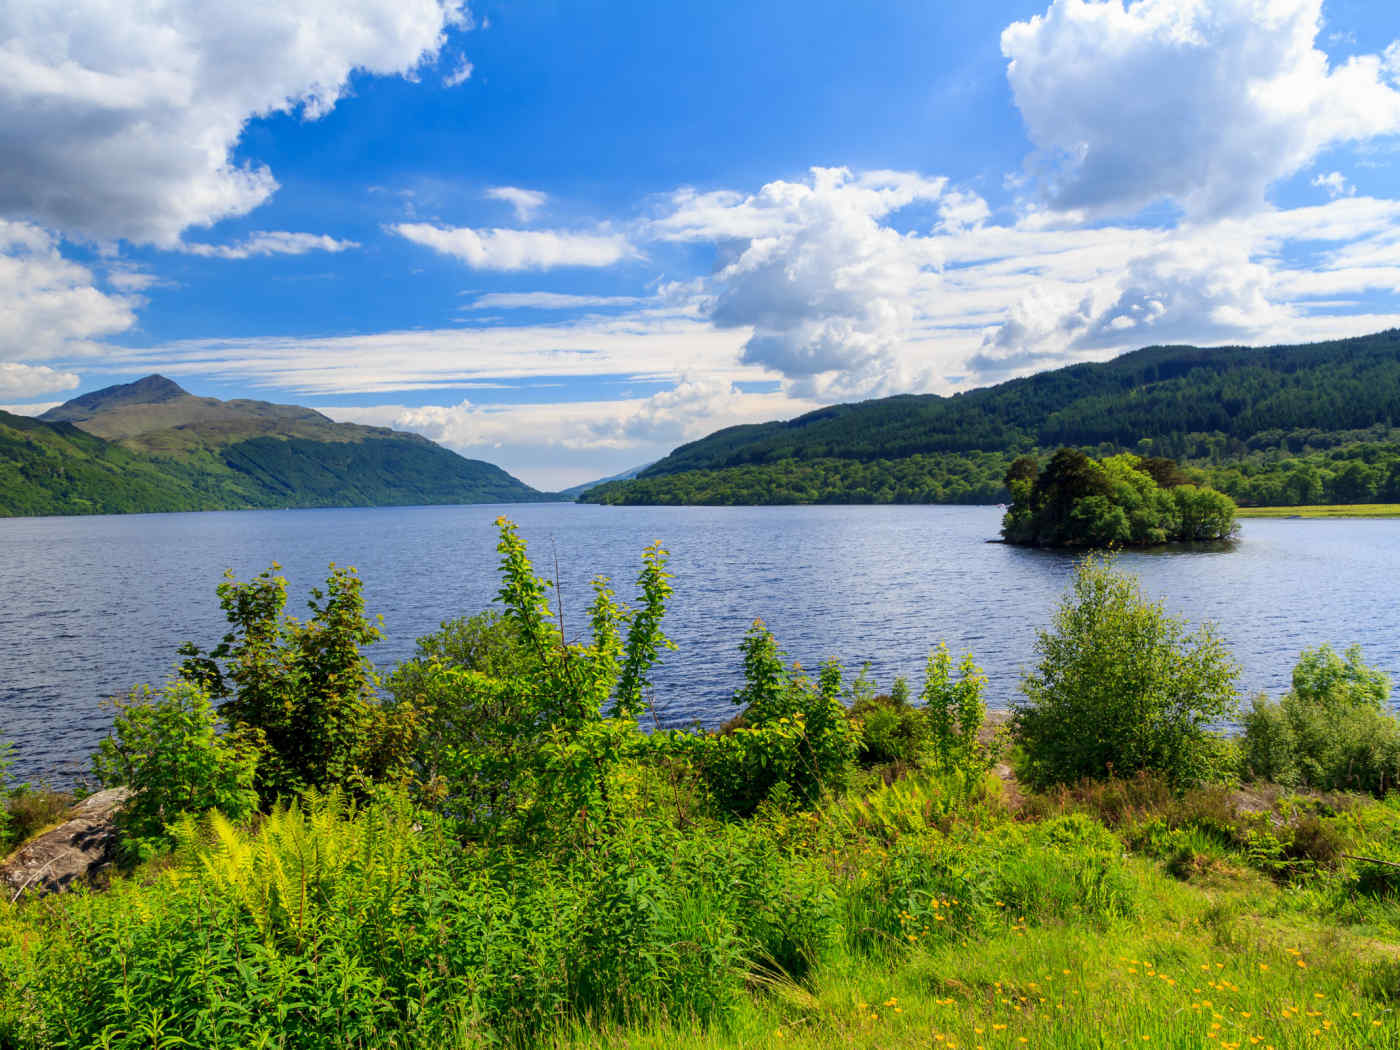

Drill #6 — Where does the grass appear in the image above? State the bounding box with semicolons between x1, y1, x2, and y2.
559;860;1400;1050
1236;504;1400;518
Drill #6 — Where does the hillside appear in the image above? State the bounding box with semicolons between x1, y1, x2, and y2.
581;330;1400;506
1;377;546;516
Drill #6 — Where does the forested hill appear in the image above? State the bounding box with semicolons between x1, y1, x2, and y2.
648;331;1400;473
1;377;547;517
581;330;1400;507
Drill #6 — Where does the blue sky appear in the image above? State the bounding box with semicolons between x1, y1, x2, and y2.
3;0;1400;488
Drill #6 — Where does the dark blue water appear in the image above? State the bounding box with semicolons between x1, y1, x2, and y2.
1;503;1397;784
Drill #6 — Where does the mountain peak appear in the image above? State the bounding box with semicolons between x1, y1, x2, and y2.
40;375;190;423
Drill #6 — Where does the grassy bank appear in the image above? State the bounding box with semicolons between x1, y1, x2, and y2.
1237;503;1400;518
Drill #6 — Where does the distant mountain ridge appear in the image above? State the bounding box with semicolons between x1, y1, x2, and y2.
2;376;547;517
580;329;1400;506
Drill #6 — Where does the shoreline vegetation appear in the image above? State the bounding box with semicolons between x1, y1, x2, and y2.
2;521;1400;1048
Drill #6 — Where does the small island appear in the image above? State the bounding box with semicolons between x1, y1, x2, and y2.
1000;448;1238;547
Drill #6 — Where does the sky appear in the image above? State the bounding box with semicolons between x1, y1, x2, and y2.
3;0;1400;490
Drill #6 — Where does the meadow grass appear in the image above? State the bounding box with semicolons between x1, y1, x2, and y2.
1236;504;1400;518
559;863;1400;1050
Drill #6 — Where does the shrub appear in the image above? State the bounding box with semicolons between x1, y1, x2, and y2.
91;680;260;862
681;623;857;816
1013;555;1240;790
396;518;677;842
178;563;419;803
849;674;928;768
1242;644;1400;794
921;644;990;775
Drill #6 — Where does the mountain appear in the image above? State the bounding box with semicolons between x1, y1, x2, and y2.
557;462;654;501
580;330;1400;507
1;377;546;516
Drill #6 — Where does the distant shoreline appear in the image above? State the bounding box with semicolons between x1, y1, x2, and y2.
1235;503;1400;518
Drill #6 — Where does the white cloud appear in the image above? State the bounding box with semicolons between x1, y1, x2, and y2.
1002;0;1400;219
486;187;548;222
653;168;947;398
0;0;467;245
0;400;64;416
0;363;80;400
328;382;822;489
443;56;474;87
977;237;1290;372
0;220;137;362
392;223;634;270
91;308;759;396
1312;171;1355;198
178;231;360;260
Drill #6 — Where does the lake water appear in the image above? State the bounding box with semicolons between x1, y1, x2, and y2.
1;503;1396;784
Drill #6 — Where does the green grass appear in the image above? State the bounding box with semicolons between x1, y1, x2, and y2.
1237;504;1400;518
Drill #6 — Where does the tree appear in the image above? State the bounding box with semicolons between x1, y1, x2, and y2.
178;563;417;804
1242;644;1400;794
1013;556;1239;789
92;680;259;862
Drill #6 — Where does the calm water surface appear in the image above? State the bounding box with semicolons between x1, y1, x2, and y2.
1;503;1396;783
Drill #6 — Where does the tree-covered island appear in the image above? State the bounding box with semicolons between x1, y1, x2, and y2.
1000;449;1238;547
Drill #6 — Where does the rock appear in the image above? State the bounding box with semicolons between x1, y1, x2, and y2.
0;787;131;900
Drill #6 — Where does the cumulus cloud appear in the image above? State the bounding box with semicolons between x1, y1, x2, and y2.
391;223;634;270
0;0;467;245
0;220;137;362
0;362;80;400
977;237;1289;372
1002;0;1400;218
179;231;360;260
651;168;947;398
486;187;548;222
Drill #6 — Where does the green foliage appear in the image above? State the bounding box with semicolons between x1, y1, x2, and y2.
1014;556;1240;789
397;517;675;842
1243;644;1400;794
1001;448;1236;548
178;563;418;804
91;680;259;862
678;623;858;816
582;330;1400;509
920;644;989;774
848;689;928;768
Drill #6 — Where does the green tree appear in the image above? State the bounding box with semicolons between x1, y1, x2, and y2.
1013;556;1240;789
1242;644;1400;794
400;517;676;840
178;563;416;804
92;680;260;862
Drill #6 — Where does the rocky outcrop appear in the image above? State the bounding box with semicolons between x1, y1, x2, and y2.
0;787;130;900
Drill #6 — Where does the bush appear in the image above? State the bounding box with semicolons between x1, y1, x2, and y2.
91;680;260;862
1242;644;1400;794
1013;556;1240;790
921;644;990;775
681;623;858;816
849;675;928;768
178;563;419;803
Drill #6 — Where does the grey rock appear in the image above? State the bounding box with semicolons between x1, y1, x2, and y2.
0;787;131;900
